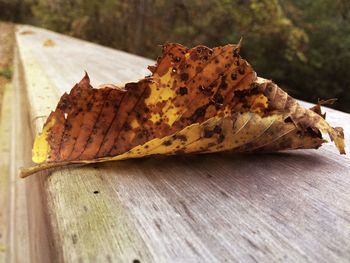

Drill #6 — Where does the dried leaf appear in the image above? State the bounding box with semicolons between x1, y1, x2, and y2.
19;30;35;35
43;39;55;47
20;43;345;177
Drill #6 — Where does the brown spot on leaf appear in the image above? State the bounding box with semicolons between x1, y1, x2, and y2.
180;73;189;81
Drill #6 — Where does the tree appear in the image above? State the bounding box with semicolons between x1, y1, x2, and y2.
1;0;349;112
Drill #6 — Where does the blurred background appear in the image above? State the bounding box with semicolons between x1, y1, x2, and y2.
1;0;349;112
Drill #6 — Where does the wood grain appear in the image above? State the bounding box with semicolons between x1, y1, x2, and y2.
15;24;350;263
0;22;32;263
0;82;11;263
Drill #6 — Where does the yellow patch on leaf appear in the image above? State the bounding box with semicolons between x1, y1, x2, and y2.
32;118;55;163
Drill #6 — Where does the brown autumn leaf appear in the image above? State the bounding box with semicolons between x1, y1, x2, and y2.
19;30;35;35
43;38;56;47
20;42;345;177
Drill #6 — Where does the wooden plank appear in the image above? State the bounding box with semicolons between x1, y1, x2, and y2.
0;52;33;263
0;82;11;263
9;46;54;263
6;50;32;263
16;24;350;262
0;22;32;263
0;26;13;261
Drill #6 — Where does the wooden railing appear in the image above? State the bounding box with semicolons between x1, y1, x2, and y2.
4;25;350;262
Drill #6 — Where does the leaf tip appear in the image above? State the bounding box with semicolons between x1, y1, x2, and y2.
80;71;90;86
333;126;346;154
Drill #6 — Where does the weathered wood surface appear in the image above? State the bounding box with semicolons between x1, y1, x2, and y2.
0;23;12;263
1;22;31;263
15;25;350;263
0;82;11;263
1;57;32;263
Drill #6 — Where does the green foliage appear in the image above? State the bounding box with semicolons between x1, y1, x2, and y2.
0;67;12;80
24;0;309;62
277;0;350;112
1;0;349;112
